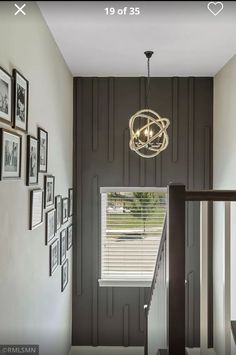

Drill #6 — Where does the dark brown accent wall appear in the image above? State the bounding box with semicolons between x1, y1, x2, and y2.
72;77;213;346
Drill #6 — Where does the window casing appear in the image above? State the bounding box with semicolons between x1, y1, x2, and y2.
99;187;167;287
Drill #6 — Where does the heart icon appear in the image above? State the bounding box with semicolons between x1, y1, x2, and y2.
207;2;224;16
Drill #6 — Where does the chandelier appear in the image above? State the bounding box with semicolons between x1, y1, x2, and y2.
129;51;170;158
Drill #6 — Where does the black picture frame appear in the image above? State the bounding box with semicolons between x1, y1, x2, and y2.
44;175;55;209
68;188;73;217
55;195;62;231
26;135;38;186
62;197;69;224
61;259;69;292
13;69;29;133
0;128;22;180
46;208;55;245
67;224;73;250
38;127;48;173
60;229;67;265
30;189;43;230
0;66;13;126
49;238;59;276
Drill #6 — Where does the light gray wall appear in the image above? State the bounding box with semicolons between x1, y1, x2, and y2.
0;3;73;355
214;54;236;355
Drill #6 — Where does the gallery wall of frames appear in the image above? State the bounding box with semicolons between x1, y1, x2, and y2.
0;65;73;292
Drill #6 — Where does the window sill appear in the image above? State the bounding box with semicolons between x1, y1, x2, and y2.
98;278;152;288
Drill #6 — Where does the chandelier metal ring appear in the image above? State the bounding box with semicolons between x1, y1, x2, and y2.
129;109;170;158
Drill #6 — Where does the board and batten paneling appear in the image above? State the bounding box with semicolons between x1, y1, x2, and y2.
73;77;213;346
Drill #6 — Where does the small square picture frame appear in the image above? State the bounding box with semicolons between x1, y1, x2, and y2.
13;69;29;133
49;238;59;276
61;259;69;292
30;189;43;230
0;66;12;125
67;224;73;250
38;127;48;173
46;208;55;245
62;197;69;224
44;175;55;209
0;128;22;180
26;135;38;186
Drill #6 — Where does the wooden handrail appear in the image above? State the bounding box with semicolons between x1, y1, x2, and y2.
146;217;167;313
185;190;236;201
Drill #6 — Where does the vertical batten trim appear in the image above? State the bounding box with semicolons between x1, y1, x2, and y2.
172;77;179;162
187;78;195;248
123;128;130;186
204;127;210;189
76;78;83;296
155;155;162;186
108;78;114;162
107;288;113;318
92;78;98;152
123;304;129;347
92;175;99;345
139;77;146;186
188;77;195;190
139;288;145;332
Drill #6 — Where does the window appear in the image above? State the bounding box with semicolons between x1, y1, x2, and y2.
99;187;167;287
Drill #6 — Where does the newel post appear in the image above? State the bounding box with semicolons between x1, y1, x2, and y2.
167;184;186;354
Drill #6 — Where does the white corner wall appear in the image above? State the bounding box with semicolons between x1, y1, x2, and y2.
0;3;73;355
214;55;236;355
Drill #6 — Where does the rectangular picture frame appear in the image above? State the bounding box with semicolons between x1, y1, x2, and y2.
13;69;29;133
60;229;67;265
30;189;43;230
55;195;62;231
62;197;69;224
0;66;12;125
26;135;38;186
68;188;73;217
0;128;22;180
46;208;55;245
67;224;73;250
38;127;48;173
61;259;69;292
49;238;59;276
44;175;55;209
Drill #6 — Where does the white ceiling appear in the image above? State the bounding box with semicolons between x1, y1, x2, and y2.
38;1;236;77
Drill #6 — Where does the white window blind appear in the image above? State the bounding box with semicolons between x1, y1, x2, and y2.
99;189;167;287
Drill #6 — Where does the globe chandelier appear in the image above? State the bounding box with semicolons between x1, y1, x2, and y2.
129;51;170;158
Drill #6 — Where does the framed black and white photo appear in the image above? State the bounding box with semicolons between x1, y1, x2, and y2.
13;69;28;133
0;67;12;125
26;135;38;186
0;128;22;180
46;208;55;245
49;238;59;276
61;259;68;292
67;224;73;250
38;127;48;173
68;188;73;217
60;229;67;264
55;195;62;231
62;197;69;224
30;189;43;230
44;175;55;208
